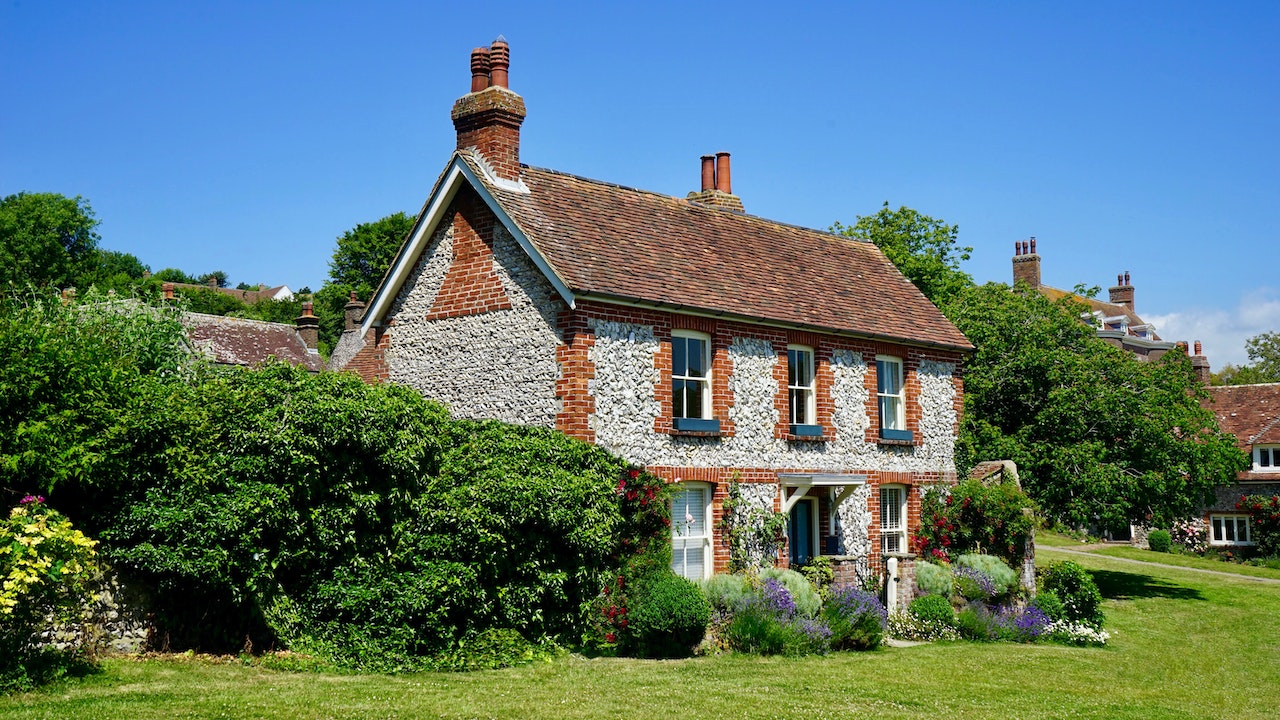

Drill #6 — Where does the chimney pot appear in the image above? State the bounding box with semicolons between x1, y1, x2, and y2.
489;38;510;88
1118;274;1124;286
1194;340;1203;355
163;282;175;300
470;47;491;92
295;302;320;350
1124;270;1130;286
1013;241;1021;256
1029;237;1037;254
302;301;315;318
344;292;367;332
700;155;715;192
207;276;219;288
715;152;731;194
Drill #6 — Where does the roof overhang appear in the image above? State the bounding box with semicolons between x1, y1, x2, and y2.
360;155;576;336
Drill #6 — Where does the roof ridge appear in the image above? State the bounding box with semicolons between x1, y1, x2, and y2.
183;312;299;329
1248;414;1280;444
1208;382;1280;390
519;164;871;243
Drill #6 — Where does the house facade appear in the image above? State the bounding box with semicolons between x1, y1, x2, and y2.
334;40;972;587
1200;383;1280;548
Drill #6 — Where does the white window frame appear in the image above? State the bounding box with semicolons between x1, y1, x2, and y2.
876;355;905;432
671;330;712;420
1253;445;1280;472
787;344;816;426
671;482;713;580
1209;514;1254;546
880;484;907;554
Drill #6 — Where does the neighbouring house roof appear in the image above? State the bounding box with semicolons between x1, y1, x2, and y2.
1206;383;1280;446
365;152;972;352
182;312;324;372
168;281;294;304
1037;286;1160;340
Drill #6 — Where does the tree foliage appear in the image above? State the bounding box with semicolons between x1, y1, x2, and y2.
832;202;973;307
314;211;414;353
0;193;101;290
1214;331;1280;385
944;283;1247;529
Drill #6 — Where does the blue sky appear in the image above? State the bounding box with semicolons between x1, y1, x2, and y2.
3;1;1277;367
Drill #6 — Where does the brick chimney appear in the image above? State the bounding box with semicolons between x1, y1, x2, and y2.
162;282;175;301
296;301;319;351
344;290;366;332
686;151;745;213
451;38;526;182
1191;339;1211;385
1011;237;1041;288
1109;270;1134;312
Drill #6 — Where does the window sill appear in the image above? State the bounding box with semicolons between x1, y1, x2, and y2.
673;417;721;433
784;424;828;442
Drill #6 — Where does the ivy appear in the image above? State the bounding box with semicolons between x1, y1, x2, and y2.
718;476;785;573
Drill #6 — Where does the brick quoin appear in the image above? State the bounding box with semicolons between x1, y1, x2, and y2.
427;188;513;321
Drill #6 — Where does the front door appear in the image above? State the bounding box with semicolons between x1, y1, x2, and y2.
789;498;816;566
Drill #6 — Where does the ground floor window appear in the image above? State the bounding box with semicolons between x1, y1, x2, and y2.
880;485;906;554
671;483;712;579
1210;514;1254;546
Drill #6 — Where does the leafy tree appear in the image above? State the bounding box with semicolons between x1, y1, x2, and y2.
151;267;199;284
196;270;229;288
0;193;101;290
832;202;973;306
945;283;1247;530
1215;331;1280;385
315;211;414;353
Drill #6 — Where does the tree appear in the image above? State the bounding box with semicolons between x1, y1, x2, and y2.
0;193;101;290
315;211;414;353
79;249;150;294
832;202;973;307
1215;331;1280;385
945;283;1247;530
196;270;229;288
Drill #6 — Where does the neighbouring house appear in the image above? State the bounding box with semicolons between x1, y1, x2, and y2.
1198;383;1280;548
333;40;973;597
163;275;295;303
173;283;324;372
1011;238;1211;379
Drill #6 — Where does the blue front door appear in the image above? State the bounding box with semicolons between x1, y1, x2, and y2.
789;500;814;566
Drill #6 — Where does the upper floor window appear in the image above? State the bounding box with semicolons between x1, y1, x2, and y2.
787;345;816;426
880;485;907;554
672;331;711;420
877;355;909;440
1254;445;1280;472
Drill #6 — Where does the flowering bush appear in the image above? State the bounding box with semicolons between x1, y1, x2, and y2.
912;479;1036;567
1;498;99;691
1237;495;1280;558
1047;620;1110;646
953;566;999;601
956;603;1051;643
724;578;832;655
822;585;887;650
888;610;960;642
954;553;1018;597
1170;518;1207;554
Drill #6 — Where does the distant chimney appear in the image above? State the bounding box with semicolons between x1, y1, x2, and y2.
1190;339;1210;384
163;282;175;301
296;301;319;351
452;37;527;182
686;151;744;213
1012;237;1041;288
207;276;219;288
1109;270;1135;311
344;290;366;332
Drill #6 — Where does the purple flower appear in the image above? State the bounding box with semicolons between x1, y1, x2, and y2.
954;566;998;599
795;617;833;643
827;585;888;629
19;495;44;505
995;605;1050;641
760;578;796;618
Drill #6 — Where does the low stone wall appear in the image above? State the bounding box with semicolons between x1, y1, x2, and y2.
39;571;151;654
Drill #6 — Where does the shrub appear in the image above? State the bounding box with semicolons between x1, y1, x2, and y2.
908;594;955;628
1170;518;1207;554
699;574;751;616
798;556;834;596
955;604;998;641
626;571;710;659
1;498;99;691
822;585;887;650
758;568;822;617
914;560;953;597
1147;529;1172;553
1237;495;1280;558
994;605;1051;642
1029;588;1065;623
724;578;830;656
1040;561;1104;628
913;479;1037;566
888;610;960;642
954;553;1017;596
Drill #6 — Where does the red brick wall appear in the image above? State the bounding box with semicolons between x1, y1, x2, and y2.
426;188;513;320
344;327;391;383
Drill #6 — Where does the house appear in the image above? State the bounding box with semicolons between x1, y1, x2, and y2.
1011;239;1211;379
173;283;324;372
333;40;973;595
161;276;295;304
1199;383;1280;548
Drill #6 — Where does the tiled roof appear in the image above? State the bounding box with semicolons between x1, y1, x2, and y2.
469;156;972;351
182;313;324;372
1037;286;1162;340
1204;383;1280;445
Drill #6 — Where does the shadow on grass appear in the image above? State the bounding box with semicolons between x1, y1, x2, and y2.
1091;569;1205;602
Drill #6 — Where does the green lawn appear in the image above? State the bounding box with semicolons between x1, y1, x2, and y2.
4;547;1279;720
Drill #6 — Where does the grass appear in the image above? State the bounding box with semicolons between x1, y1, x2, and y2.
1090;545;1280;581
4;548;1280;719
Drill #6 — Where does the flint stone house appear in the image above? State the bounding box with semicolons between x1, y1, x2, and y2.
334;40;973;586
1199;383;1280;547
